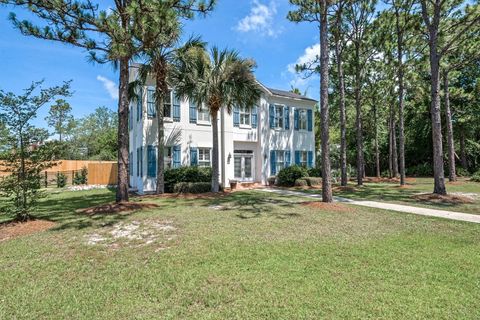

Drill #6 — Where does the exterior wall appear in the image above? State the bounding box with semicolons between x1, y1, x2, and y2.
128;67;316;193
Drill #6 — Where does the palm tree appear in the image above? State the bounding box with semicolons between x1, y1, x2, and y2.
172;47;262;192
133;16;205;194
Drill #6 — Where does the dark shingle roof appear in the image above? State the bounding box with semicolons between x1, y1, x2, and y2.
266;87;317;103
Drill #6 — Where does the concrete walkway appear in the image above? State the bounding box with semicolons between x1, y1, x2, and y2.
259;188;480;224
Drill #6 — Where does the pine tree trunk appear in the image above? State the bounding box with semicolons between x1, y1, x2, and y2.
460;128;468;170
443;71;456;182
388;116;393;178
354;46;364;186
335;21;347;187
392;118;399;178
155;90;165;194
116;57;130;203
320;0;332;202
396;26;406;185
374;105;380;178
211;110;220;192
429;40;447;194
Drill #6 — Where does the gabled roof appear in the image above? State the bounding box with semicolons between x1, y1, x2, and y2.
256;81;317;103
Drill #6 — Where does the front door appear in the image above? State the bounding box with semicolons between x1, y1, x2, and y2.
234;150;254;181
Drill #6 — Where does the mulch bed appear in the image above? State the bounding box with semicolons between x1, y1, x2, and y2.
412;193;474;204
362;177;416;183
77;202;160;215
0;219;56;242
333;186;357;192
301;201;356;213
140;192;231;200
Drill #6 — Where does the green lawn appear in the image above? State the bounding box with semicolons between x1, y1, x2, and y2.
1;188;480;319
297;177;480;214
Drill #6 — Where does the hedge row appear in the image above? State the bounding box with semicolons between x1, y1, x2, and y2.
173;182;211;193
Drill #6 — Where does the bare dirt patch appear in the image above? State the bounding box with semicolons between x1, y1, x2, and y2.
301;201;356;213
85;219;178;250
77;202;159;215
412;193;474;204
0;220;56;242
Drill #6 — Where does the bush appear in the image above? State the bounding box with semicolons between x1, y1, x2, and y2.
56;173;67;188
406;163;433;177
173;182;212;194
277;165;309;187
294;178;309;187
164;166;212;193
456;167;470;177
295;177;322;187
471;171;480;182
307;167;322;177
73;166;88;185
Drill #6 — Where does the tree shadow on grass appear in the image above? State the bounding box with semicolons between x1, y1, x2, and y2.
202;191;301;220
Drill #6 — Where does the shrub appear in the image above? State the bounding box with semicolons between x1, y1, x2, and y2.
267;176;276;186
164;166;212;193
406;163;433;177
307;167;322;177
294;178;309;187
56;172;67;188
456;167;470;177
305;177;322;186
277;165;309;187
471;171;480;182
173;182;212;194
73;166;88;185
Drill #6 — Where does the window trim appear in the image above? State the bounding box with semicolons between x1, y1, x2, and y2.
298;109;308;131
198;147;211;167
239;105;251;127
274;105;284;129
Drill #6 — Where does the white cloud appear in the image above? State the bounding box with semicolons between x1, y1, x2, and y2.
287;43;320;89
96;75;118;100
236;1;281;37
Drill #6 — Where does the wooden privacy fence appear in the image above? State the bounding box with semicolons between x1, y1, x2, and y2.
87;163;118;185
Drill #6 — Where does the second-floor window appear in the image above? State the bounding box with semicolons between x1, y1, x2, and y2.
240;106;251;126
198;148;211;167
164;147;172;169
299;110;307;130
164;90;172;118
274;105;284;129
198;106;210;122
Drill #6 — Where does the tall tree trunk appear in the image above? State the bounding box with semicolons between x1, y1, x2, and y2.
374;104;380;178
392;118;399;178
354;46;364;186
211;109;220;192
428;38;447;194
396;22;406;185
116;57;130;203
388;116;393;178
320;1;332;202
460;127;468;170
155;69;167;194
443;70;456;182
335;30;347;187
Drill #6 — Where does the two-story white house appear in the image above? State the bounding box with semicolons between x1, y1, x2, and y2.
128;65;317;194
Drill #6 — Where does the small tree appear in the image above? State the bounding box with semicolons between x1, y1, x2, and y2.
45;99;74;142
0;80;71;221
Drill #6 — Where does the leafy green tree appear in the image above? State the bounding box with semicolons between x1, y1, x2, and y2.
172;47;261;192
0;80;71;221
45;99;74;142
288;0;333;202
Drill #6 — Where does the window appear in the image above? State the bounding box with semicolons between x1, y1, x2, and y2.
147;88;156;118
198;106;210;122
147;146;156;177
274;105;284;129
276;150;285;172
239;106;250;126
164;90;172;118
198;148;211;167
299;110;307;130
299;151;308;167
164;147;172;169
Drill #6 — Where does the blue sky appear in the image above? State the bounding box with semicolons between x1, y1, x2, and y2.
0;1;320;129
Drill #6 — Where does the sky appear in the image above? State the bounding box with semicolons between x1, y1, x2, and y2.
0;0;320;129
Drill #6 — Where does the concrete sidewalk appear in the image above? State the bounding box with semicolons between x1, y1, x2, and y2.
259;188;480;224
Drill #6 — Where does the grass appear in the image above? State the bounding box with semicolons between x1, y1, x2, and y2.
1;188;480;319
297;177;480;215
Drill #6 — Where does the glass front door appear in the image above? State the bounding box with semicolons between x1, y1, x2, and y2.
234;151;254;181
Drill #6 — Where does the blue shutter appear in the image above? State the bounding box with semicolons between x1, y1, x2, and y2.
129;152;132;176
269;104;275;128
129;106;132;130
147;145;157;177
137;87;142;121
190;147;198;166
294;109;299;130
307;109;313;132
189;101;197;123
270;150;276;175
173;145;181;168
251;105;258;128
233;106;239;127
307;151;314;168
139;87;143;120
285;150;291;167
147;87;156;118
137;148;140;176
140;146;143;177
295;151;301;165
172;91;180;122
284;106;290;130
